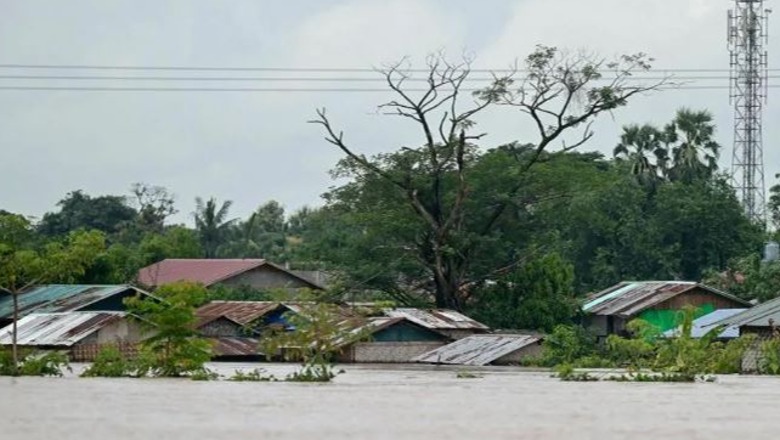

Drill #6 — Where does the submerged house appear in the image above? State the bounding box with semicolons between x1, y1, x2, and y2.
0;284;154;329
583;281;750;338
335;316;449;363
0;312;146;361
413;333;544;366
136;258;323;291
383;308;489;340
704;298;780;373
662;308;746;340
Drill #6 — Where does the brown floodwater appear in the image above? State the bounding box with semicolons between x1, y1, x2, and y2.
1;363;779;439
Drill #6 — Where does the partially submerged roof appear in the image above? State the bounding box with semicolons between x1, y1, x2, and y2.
413;334;542;366
0;312;126;347
0;284;150;320
582;281;749;317
709;295;780;328
663;308;746;339
196;301;284;325
208;337;261;357
383;308;489;331
136;258;322;289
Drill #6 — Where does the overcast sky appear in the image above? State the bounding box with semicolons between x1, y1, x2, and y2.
1;0;778;224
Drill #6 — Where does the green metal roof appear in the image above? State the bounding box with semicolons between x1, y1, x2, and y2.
0;284;148;320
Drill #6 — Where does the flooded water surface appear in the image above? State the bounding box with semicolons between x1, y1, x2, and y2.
2;363;778;439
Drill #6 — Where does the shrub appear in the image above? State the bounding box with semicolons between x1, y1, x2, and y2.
541;325;597;366
0;348;70;377
228;368;276;382
81;345;137;378
759;338;780;375
190;368;220;381
125;282;213;378
455;370;483;379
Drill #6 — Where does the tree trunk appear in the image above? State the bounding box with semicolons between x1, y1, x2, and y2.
11;290;19;375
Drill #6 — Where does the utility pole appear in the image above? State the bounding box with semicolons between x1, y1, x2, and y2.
729;0;770;224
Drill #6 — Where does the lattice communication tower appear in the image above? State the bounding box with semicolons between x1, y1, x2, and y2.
729;0;770;223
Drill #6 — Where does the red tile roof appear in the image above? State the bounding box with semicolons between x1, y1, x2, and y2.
135;259;321;289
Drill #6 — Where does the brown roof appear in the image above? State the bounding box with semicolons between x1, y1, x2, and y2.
582;281;750;317
135;258;322;289
196;301;285;325
208;337;261;357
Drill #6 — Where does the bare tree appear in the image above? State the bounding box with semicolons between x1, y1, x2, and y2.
311;47;665;310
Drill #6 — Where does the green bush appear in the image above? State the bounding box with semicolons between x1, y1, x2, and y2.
541;325;597;366
0;350;71;377
759;338;780;375
81;345;137;378
190;368;220;381
228;368;276;382
125;282;214;378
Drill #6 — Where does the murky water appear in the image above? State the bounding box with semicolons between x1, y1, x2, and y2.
1;363;779;439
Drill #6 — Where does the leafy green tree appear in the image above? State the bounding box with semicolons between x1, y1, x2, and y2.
666;109;720;183
0;214;105;373
38;190;137;237
129;183;178;234
613;124;667;185
220;201;287;260
311;48;660;309
125;281;212;377
703;254;780;302
769;174;780;234
261;302;370;382
193;197;235;258
469;254;576;332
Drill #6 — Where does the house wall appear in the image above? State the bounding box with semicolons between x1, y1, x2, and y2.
220;266;314;290
586;315;628;339
493;341;544;365
198;319;243;337
438;329;484;340
652;290;744;310
79;290;144;313
372;322;447;342
339;342;445;363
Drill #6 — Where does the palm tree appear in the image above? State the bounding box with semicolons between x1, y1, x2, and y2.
666;109;720;183
613;124;668;185
193;197;236;258
220;212;262;258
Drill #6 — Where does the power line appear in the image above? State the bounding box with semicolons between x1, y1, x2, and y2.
0;74;759;82
0;85;769;92
1;63;779;73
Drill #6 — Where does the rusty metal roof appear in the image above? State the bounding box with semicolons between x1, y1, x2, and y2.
582;281;749;317
0;312;126;347
136;258;323;289
413;334;542;366
383;308;489;331
208;337;261;357
196;301;285;325
0;284;151;320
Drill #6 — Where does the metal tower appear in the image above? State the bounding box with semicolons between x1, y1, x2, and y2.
729;0;770;223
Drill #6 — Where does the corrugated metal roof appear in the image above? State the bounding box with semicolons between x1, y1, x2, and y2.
196;301;284;325
709;295;780;328
136;258;322;289
0;284;148;320
208;337;261;357
0;312;126;347
413;334;542;366
384;308;489;330
582;281;749;317
663;308;745;339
